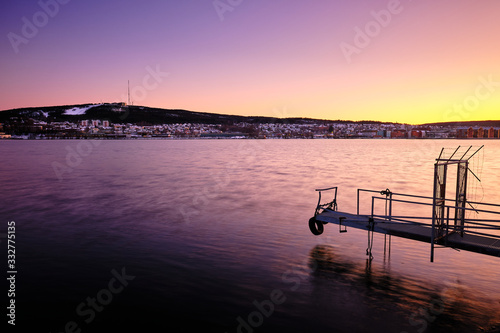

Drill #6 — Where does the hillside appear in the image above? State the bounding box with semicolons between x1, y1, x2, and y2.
419;120;500;128
2;103;497;127
0;103;337;125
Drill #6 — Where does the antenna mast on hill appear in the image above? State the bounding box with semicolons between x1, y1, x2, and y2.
128;80;131;106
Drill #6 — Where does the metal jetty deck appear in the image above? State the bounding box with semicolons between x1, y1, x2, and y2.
309;146;500;262
314;207;500;258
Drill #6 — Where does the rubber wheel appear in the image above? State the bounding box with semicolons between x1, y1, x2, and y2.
309;217;324;235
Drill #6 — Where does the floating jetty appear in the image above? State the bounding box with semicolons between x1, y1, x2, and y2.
309;146;500;262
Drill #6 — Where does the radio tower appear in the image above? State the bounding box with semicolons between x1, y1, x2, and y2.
128;80;131;106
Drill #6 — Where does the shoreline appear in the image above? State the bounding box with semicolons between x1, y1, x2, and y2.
1;137;498;141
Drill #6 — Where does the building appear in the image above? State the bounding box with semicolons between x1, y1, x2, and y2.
391;130;406;138
360;130;377;138
456;128;468;138
467;127;474;138
411;130;423;138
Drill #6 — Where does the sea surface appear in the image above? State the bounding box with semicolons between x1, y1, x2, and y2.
1;139;500;332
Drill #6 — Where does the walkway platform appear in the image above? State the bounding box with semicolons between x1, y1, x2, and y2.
315;209;500;258
310;146;500;262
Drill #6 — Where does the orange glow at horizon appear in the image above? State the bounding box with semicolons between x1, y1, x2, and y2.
1;0;499;125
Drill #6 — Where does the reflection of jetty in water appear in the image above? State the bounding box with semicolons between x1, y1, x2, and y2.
309;146;500;262
308;245;500;333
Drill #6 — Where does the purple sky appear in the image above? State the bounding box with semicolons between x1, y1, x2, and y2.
1;0;499;123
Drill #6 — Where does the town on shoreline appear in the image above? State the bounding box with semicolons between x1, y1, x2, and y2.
1;119;499;140
1;103;499;140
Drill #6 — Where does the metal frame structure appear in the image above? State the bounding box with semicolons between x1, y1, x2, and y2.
430;145;483;261
311;146;500;262
314;186;338;217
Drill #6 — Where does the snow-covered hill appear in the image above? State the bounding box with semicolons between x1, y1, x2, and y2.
63;104;103;115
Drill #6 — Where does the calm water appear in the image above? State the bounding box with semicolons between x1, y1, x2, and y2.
1;139;500;332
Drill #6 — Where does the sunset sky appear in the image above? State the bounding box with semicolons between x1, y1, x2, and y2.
1;0;499;124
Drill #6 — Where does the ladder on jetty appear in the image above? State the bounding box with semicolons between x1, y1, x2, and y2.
309;146;500;262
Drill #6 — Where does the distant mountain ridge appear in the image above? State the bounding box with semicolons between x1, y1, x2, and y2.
0;103;342;125
0;103;391;125
419;120;500;128
0;103;498;126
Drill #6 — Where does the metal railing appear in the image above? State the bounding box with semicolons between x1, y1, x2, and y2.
356;188;500;244
314;186;338;216
357;188;500;261
314;186;500;262
357;189;500;228
317;187;500;237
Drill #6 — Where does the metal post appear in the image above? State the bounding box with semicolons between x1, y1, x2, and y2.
388;235;391;257
461;161;468;237
315;191;322;216
446;206;450;246
384;234;387;255
383;234;392;257
371;196;375;218
446;206;450;233
388;192;393;222
431;163;437;262
357;189;360;215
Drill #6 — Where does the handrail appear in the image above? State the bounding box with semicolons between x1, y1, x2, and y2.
315;186;338;192
314;186;338;216
363;191;500;240
463;220;500;228
460;229;500;239
467;201;500;208
377;215;434;220
370;215;430;225
462;225;500;230
358;188;470;203
370;195;500;216
464;218;500;223
358;188;500;209
324;187;500;233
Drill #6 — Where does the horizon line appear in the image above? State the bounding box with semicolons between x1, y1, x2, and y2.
1;101;499;126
